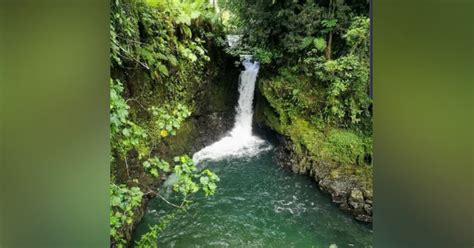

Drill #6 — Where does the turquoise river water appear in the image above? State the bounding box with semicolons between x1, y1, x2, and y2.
133;147;372;247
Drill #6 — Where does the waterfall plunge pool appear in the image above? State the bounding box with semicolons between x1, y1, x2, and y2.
132;146;373;247
132;59;373;247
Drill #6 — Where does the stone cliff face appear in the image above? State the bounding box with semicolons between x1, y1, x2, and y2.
157;54;240;159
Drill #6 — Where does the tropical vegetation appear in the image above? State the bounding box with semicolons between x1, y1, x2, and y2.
110;0;371;246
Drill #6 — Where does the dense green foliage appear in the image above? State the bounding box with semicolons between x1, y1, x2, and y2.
110;183;143;244
110;0;223;247
224;0;372;167
110;0;222;99
110;0;372;246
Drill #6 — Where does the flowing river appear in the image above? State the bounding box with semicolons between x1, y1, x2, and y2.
133;59;373;247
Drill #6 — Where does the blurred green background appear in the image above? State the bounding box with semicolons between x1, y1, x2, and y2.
373;0;473;247
0;0;109;247
0;0;472;247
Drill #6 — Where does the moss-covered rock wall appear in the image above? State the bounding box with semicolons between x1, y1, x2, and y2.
113;52;241;245
255;77;373;223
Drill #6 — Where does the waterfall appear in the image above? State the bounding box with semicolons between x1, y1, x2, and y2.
230;59;259;139
226;35;241;48
192;59;271;163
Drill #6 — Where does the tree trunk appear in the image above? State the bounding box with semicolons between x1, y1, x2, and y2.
325;0;335;60
326;31;333;60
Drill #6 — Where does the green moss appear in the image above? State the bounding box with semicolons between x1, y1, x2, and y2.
260;78;288;119
321;129;367;165
259;74;372;164
286;117;324;155
259;94;372;166
263;104;284;133
329;164;373;190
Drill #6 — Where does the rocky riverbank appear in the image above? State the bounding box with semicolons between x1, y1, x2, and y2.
255;79;373;223
275;137;373;223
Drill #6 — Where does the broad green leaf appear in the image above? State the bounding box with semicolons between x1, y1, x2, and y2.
208;183;216;190
301;37;314;48
200;176;209;185
157;63;168;76
313;38;327;51
150;168;159;177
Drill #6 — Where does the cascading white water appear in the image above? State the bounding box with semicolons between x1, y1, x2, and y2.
192;59;271;163
163;59;270;188
230;59;259;139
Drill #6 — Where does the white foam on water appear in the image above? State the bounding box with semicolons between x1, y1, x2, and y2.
192;59;271;164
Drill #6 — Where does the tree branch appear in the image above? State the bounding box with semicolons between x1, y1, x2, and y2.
113;40;150;70
144;190;183;209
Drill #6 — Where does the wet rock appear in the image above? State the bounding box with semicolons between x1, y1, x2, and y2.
363;189;373;199
349;189;364;209
364;203;372;215
355;214;372;223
